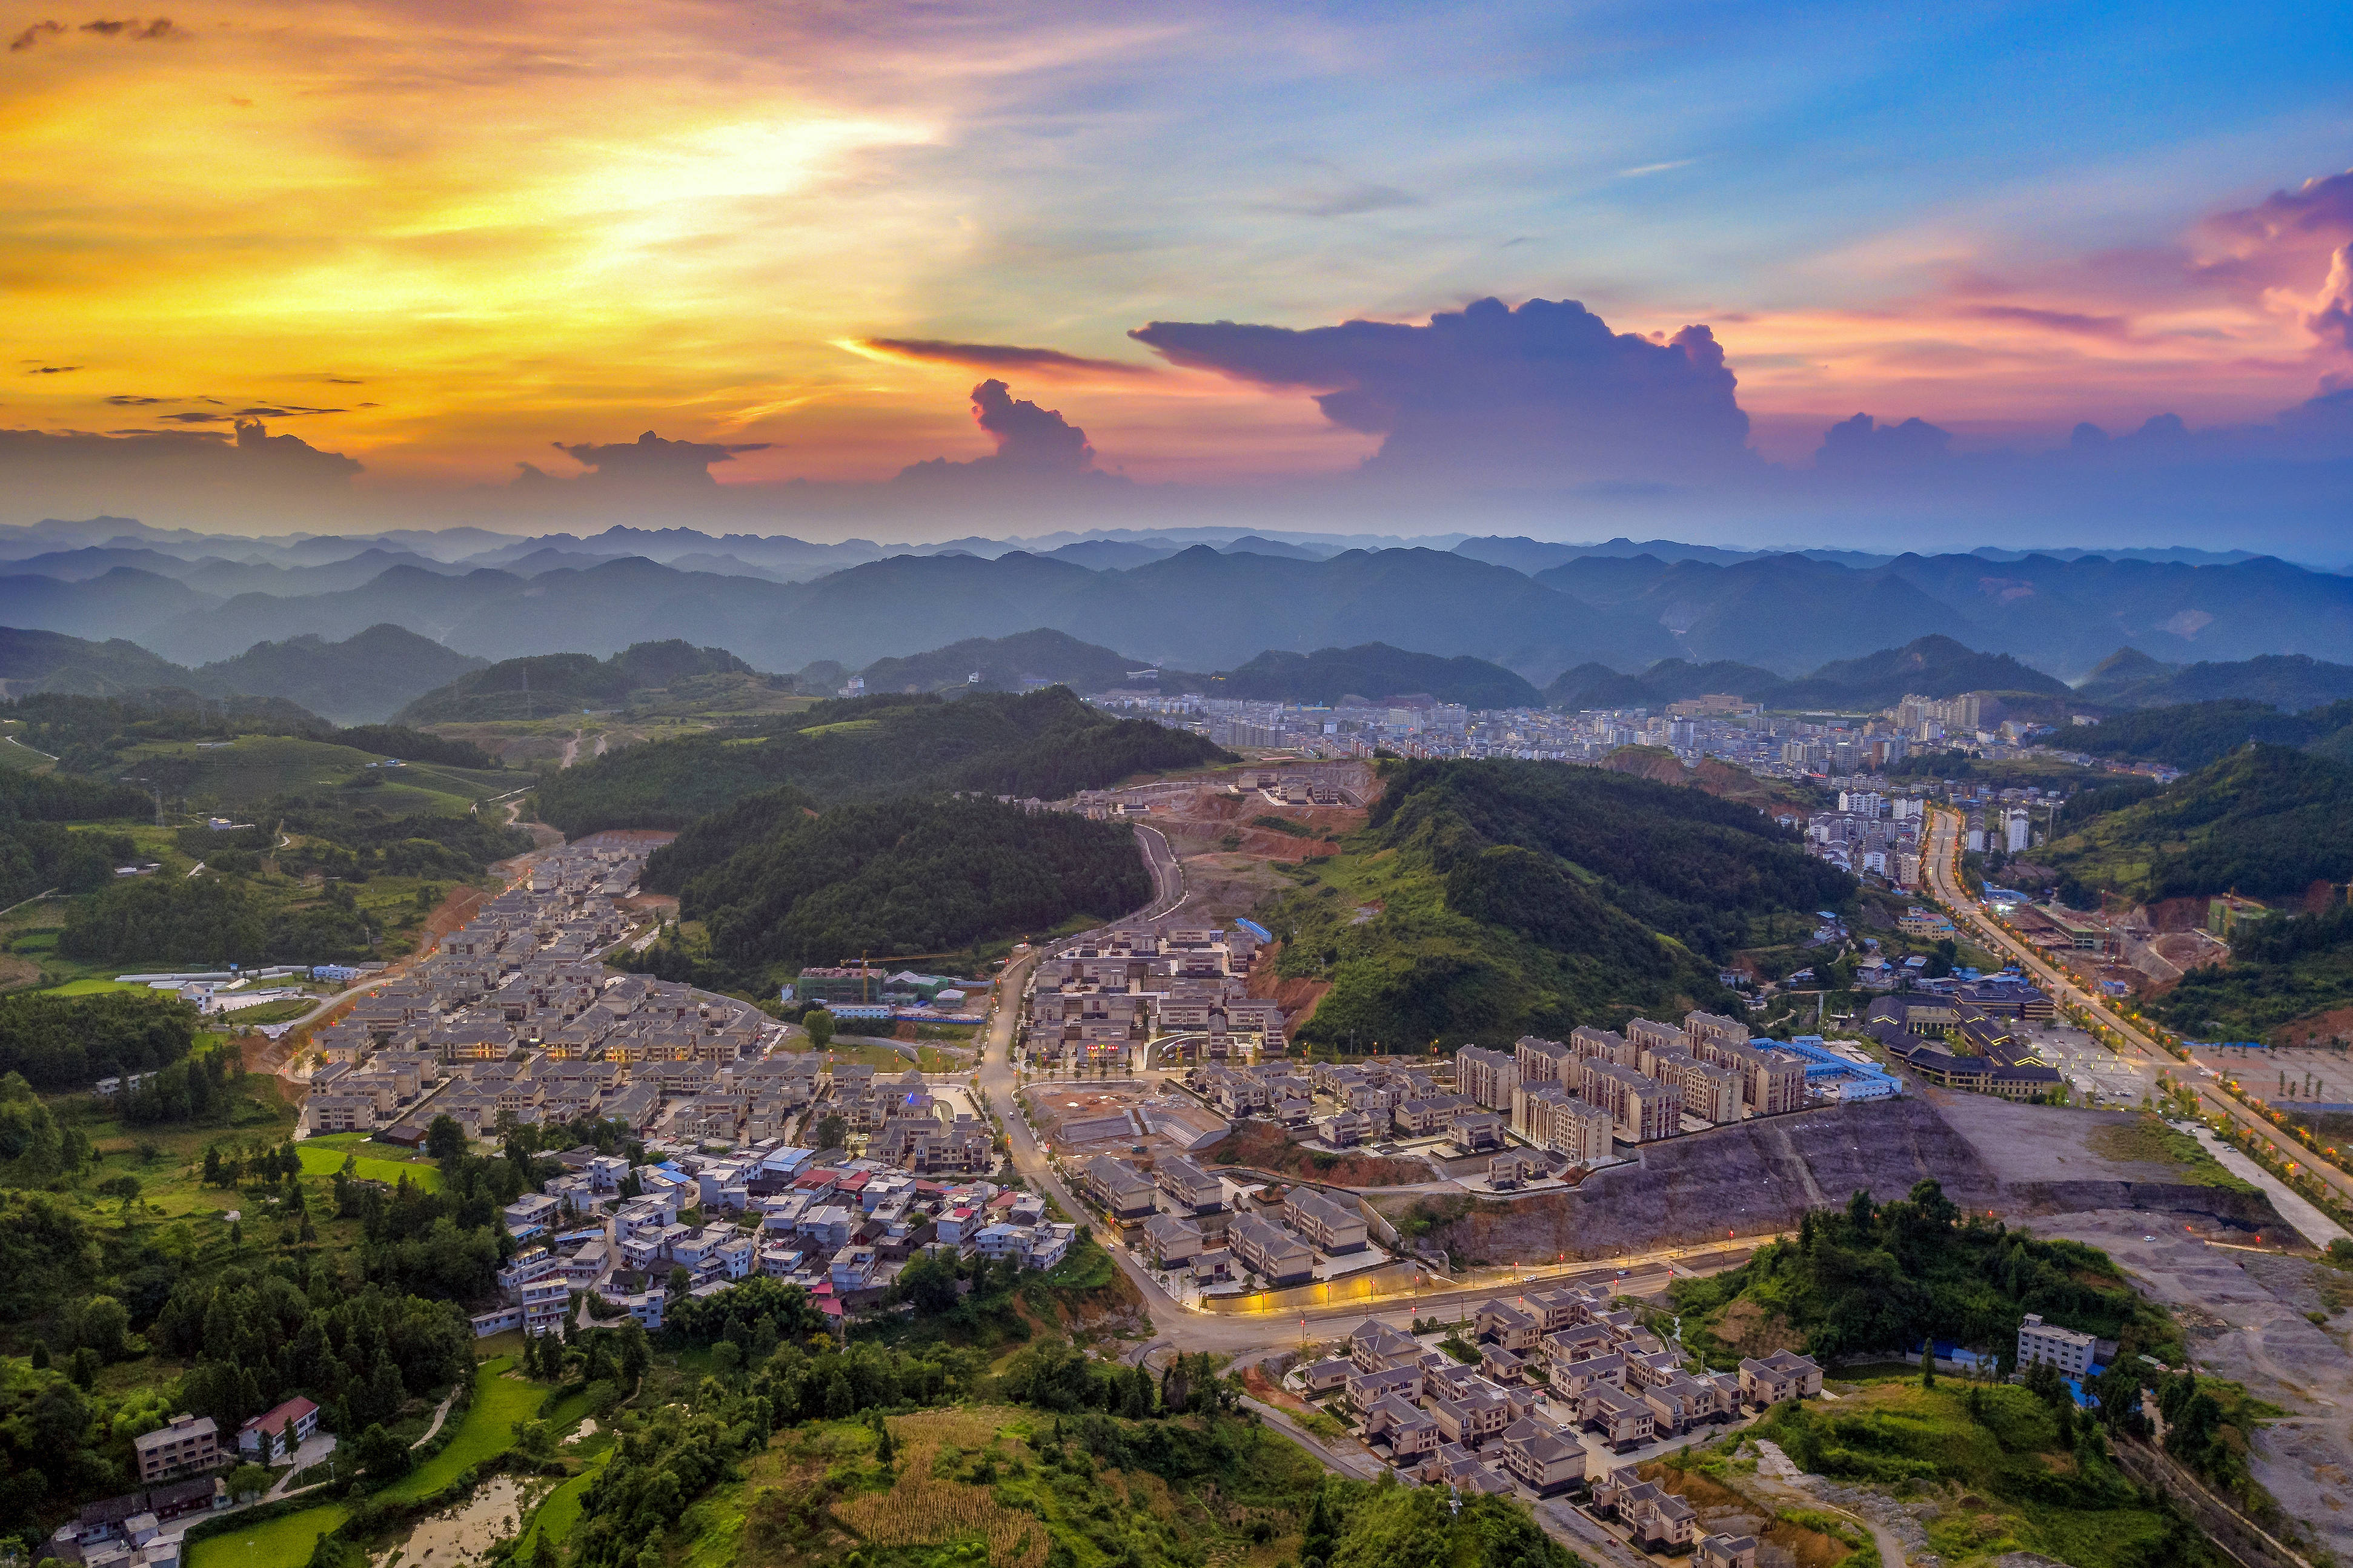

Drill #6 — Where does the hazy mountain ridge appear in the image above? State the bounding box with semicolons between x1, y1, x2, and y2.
1544;634;2067;712
3;521;2353;687
198;623;491;725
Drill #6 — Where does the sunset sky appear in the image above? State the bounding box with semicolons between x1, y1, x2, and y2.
4;0;2352;528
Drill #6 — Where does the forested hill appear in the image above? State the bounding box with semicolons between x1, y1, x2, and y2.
639;796;1152;988
2045;743;2353;906
1162;643;1542;709
1545;633;2067;712
857;628;1140;695
1262;758;1853;1049
2066;697;2353;772
393;639;755;723
535;686;1232;836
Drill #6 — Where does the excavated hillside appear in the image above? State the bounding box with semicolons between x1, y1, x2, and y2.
1373;1095;2288;1266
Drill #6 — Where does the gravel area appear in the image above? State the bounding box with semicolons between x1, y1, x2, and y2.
2033;1209;2353;1564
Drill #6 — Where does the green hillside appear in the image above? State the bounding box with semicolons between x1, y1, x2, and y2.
1546;633;2065;713
2044;744;2353;905
1260;758;1851;1049
2150;902;2353;1040
198;623;488;725
858;627;1141;695
0;627;210;698
114;733;516;818
2068;697;2353;772
2075;648;2353;712
393;639;756;723
638;795;1150;987
534;686;1232;836
1165;641;1542;708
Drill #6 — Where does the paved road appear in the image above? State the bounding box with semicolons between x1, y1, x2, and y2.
1925;805;2353;1220
965;816;1786;1561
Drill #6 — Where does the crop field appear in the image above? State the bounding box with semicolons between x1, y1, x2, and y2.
296;1141;445;1192
380;1358;551;1502
186;1502;349;1568
826;1408;1050;1568
519;1449;611;1553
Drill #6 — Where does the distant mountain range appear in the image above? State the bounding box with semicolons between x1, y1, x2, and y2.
2;516;2353;693
1546;635;2068;713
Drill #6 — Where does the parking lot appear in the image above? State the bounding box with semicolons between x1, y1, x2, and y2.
2016;1019;2158;1106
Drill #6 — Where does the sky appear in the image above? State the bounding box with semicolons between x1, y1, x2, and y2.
4;1;2353;547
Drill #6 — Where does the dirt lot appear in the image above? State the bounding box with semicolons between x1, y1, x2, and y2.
1928;1093;2195;1185
1200;1119;1432;1188
2034;1210;2353;1565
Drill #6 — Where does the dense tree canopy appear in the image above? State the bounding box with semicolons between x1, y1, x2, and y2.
0;991;200;1091
652;795;1149;985
1672;1179;2177;1367
536;687;1230;835
1269;758;1848;1050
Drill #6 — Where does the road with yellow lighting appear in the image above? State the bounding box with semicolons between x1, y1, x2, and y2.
1925;804;2353;1219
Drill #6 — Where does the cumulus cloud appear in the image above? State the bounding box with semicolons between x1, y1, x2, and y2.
969;379;1091;472
546;429;770;489
1130;296;1755;487
0;419;360;528
1816;413;1954;469
892;379;1115;492
861;338;1155;379
2308;245;2353;352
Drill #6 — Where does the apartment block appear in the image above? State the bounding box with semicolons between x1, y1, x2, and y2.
1641;1050;1744;1124
1572;1024;1642;1068
1453;1045;1519;1111
1514;1034;1576;1088
1622;1017;1685;1059
1510;1084;1614;1162
1281;1186;1369;1254
1228;1211;1315;1286
1580;1059;1682;1142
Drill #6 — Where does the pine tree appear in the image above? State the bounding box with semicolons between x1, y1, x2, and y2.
1920;1346;1936;1388
370;1356;405;1423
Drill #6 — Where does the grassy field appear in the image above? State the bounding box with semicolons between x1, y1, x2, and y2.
519;1449;611;1553
2087;1114;2257;1191
45;1065;302;1225
118;735;519;817
43;976;161;994
380;1358;550;1502
1751;1372;2214;1568
296;1141;444;1192
186;1502;349;1568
